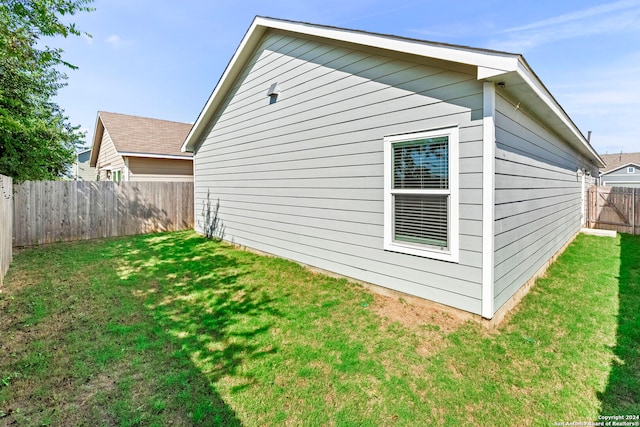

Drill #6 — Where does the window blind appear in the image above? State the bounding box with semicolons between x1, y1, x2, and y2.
391;136;449;249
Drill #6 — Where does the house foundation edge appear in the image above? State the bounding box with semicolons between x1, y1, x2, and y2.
198;228;583;329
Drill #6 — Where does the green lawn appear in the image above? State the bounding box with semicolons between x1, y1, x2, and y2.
0;231;638;426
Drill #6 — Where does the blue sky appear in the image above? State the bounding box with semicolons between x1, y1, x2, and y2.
52;0;640;155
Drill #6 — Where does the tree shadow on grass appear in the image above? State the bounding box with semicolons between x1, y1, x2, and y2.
116;231;283;421
1;231;283;426
599;233;640;415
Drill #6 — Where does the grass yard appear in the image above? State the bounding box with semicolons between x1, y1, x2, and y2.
0;231;638;426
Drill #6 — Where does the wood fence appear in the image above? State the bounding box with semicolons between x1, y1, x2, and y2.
0;175;12;285
13;181;194;247
586;186;639;235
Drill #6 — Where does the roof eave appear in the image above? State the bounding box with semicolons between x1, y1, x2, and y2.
182;16;606;169
517;59;604;167
119;152;193;160
601;162;640;176
483;60;604;168
183;17;269;152
89;112;104;167
182;16;521;153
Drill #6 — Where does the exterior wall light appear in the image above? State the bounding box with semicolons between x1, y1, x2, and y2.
267;82;280;104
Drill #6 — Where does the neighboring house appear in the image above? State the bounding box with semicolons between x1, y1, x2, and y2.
182;17;604;321
73;148;96;181
90;111;193;182
599;152;640;188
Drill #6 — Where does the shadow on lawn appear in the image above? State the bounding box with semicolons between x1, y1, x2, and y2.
599;233;640;414
119;232;282;423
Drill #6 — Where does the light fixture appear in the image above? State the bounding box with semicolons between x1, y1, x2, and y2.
267;82;280;104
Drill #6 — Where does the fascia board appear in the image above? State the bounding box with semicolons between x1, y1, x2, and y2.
514;60;605;167
119;152;193;160
89;112;103;167
266;17;520;72
182;16;521;152
182;18;268;152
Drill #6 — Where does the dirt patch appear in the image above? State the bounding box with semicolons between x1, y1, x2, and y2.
368;292;473;357
369;293;469;333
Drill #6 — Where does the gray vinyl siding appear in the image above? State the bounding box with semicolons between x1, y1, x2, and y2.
493;93;592;310
601;165;640;187
77;151;96;181
194;31;485;314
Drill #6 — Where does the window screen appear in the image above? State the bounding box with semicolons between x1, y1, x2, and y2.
391;137;449;249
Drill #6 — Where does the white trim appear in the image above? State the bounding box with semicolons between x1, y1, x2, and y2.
602;181;640;185
628;166;635;174
481;82;496;319
390;189;450;196
124;157;130;182
514;60;602;165
118;152;193;160
600;162;640;176
383;126;459;263
182;17;268;152
181;17;605;170
182;17;519;153
268;18;519;71
581;169;586;226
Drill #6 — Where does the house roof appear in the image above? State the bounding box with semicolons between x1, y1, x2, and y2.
181;16;604;168
90;111;193;167
599;152;640;174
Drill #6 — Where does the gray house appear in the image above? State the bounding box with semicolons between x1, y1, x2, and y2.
74;148;96;181
182;17;604;321
600;153;640;188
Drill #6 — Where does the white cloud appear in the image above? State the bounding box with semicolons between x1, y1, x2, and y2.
501;0;640;33
487;0;640;52
106;34;120;46
105;34;129;49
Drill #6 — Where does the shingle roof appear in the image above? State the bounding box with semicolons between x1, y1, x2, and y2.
98;111;193;158
599;152;640;173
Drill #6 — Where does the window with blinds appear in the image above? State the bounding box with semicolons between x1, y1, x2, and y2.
384;127;459;262
392;137;449;248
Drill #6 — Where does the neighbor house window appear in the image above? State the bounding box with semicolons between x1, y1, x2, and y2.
383;127;459;262
628;166;635;174
112;169;122;182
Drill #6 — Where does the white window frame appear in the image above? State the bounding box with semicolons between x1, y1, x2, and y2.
628;166;635;174
383;126;459;262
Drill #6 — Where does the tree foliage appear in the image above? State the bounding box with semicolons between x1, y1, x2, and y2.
0;0;93;182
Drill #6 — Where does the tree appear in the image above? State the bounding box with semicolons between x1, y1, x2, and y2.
0;0;93;182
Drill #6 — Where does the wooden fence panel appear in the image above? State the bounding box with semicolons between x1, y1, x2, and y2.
13;181;194;247
587;186;639;235
0;175;12;285
636;189;640;236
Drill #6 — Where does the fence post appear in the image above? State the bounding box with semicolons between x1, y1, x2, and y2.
0;174;13;286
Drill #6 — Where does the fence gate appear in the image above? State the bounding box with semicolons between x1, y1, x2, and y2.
587;186;639;235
